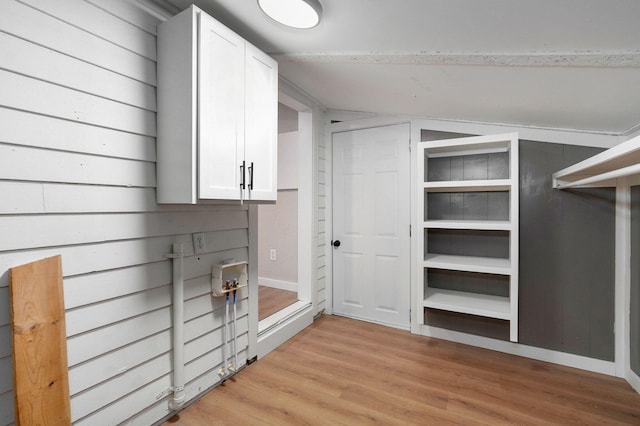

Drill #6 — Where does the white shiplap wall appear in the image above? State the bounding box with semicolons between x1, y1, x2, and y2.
316;121;328;313
0;0;256;424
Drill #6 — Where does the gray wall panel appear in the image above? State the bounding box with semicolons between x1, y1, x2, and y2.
518;140;615;360
426;152;509;182
425;309;510;340
426;192;509;221
489;152;510;179
631;186;640;375
427;269;509;296
426;229;509;259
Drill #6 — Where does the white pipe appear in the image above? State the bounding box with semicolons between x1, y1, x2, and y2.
221;293;228;375
225;292;231;372
233;290;238;370
169;243;186;410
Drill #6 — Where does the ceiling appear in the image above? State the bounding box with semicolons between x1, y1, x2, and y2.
164;0;640;135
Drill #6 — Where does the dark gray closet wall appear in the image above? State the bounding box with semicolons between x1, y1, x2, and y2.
631;186;640;375
519;140;615;361
422;131;616;361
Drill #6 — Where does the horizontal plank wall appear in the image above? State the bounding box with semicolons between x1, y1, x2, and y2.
0;1;250;424
316;111;328;313
631;186;640;376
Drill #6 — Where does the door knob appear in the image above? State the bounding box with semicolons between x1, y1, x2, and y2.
332;240;341;248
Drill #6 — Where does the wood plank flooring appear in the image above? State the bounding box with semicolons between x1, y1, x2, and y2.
165;315;640;425
258;285;298;321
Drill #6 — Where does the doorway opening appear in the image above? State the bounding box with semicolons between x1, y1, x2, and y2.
258;103;300;321
255;94;314;357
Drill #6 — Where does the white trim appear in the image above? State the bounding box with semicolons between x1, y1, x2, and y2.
279;77;323;112
258;276;298;292
419;325;616;376
297;110;314;306
622;122;640;139
627;368;640;394
327;109;379;123
410;120;421;333
616;183;631;377
330;116;412;133
324;119;334;315
256;82;318;356
332;313;410;331
132;0;179;21
329;115;620;148
257;302;313;358
247;205;259;360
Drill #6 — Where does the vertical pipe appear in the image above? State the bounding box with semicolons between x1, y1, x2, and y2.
225;291;230;371
218;293;229;376
233;289;238;370
170;243;186;409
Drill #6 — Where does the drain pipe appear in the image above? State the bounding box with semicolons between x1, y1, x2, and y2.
168;243;186;410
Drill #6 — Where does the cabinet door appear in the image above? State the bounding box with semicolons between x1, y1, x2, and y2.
197;12;245;200
244;44;278;201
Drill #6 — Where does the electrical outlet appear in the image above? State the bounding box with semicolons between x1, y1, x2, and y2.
269;249;276;261
192;232;206;254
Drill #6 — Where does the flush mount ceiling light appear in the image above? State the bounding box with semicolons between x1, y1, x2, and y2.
258;0;322;29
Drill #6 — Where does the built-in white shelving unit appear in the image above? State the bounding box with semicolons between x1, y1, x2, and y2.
417;133;519;342
553;133;640;189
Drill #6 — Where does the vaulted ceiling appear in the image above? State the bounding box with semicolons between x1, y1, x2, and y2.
165;0;640;135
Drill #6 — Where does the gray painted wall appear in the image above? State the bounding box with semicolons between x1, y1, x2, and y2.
518;140;615;361
423;137;616;361
631;186;640;375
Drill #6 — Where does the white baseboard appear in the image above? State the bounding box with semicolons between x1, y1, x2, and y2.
257;301;313;359
419;325;617;376
258;276;298;292
627;368;640;394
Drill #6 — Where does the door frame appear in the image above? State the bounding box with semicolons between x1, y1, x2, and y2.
248;84;317;360
326;116;414;323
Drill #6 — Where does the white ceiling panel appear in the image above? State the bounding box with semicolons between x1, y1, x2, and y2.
165;0;640;134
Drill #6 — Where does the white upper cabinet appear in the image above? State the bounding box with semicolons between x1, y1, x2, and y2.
157;6;277;203
244;44;278;201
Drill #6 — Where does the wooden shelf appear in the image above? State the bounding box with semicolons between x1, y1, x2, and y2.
424;220;512;231
424;179;511;192
553;134;640;189
423;288;511;320
424;253;511;275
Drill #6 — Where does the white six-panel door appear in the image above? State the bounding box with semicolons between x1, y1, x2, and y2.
332;123;411;328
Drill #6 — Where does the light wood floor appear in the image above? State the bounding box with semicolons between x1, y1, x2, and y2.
165;315;640;425
258;285;298;321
